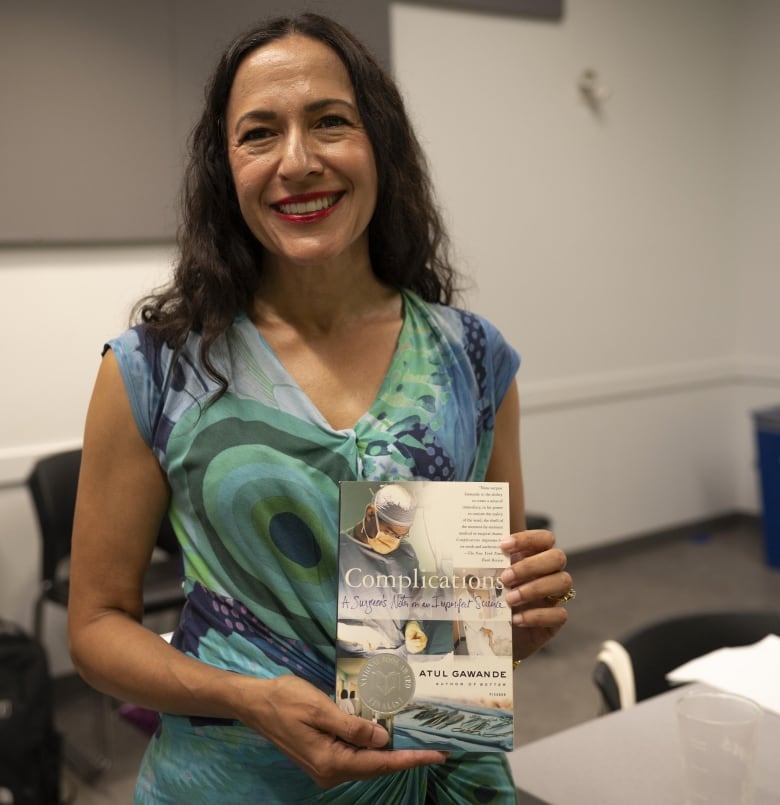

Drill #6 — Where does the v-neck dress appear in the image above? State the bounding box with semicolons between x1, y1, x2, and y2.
108;290;521;804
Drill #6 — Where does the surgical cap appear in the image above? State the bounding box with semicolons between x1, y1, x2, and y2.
373;484;417;527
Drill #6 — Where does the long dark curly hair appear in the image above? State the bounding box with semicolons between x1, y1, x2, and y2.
136;12;458;383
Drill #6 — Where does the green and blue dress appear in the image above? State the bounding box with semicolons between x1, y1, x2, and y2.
109;290;520;804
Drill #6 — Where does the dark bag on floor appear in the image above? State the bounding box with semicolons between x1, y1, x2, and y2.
0;620;61;805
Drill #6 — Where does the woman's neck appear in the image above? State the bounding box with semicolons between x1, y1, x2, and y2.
251;257;400;335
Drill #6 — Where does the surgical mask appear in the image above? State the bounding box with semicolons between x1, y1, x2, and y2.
364;510;403;554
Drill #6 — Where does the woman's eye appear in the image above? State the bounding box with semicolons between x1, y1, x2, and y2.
240;127;273;143
317;115;348;129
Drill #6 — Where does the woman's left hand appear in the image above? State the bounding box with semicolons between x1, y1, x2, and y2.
500;529;573;660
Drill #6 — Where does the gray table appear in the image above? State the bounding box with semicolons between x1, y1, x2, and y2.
508;684;780;805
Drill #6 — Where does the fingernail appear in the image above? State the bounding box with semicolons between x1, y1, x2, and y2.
370;725;389;748
505;589;521;606
512;612;525;626
500;538;515;552
500;568;515;586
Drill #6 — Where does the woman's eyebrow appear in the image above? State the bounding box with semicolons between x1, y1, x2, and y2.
232;109;276;135
234;98;357;132
304;98;357;114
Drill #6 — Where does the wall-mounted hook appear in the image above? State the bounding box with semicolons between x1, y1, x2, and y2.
578;68;611;111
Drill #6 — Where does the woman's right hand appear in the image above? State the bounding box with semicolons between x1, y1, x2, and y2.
232;673;447;788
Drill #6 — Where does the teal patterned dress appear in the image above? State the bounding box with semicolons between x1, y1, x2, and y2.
109;290;520;804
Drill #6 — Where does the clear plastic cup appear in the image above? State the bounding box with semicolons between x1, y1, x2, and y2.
676;690;762;805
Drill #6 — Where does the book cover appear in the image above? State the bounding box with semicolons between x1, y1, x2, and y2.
335;480;514;752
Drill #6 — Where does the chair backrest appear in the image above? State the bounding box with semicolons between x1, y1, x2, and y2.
27;449;83;584
594;609;780;711
594;640;636;711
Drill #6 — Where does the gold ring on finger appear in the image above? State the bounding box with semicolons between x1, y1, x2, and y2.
546;588;576;605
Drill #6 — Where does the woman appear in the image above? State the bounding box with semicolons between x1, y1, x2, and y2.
68;12;573;804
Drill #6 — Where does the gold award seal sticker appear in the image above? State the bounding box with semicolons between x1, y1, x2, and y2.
357;653;416;715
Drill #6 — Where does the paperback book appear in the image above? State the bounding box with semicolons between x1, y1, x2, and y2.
335;480;514;752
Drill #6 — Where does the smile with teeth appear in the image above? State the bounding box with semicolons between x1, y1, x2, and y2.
273;193;343;215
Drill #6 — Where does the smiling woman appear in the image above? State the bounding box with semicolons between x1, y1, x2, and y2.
226;36;378;273
66;11;573;805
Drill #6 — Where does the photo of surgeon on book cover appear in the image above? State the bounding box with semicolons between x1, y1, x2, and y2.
335;480;514;751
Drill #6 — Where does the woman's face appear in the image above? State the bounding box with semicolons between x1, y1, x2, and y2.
225;35;378;271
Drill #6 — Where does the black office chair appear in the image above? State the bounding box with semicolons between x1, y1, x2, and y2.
27;448;185;779
593;609;780;713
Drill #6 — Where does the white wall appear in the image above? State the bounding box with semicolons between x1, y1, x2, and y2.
1;0;779;669
390;0;780;549
731;0;780;505
0;246;175;464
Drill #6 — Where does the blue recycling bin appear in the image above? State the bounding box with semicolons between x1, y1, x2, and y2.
753;405;780;567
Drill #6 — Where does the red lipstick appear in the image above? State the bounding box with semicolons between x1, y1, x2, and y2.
271;191;344;223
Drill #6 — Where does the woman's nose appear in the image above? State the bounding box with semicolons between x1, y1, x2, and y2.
279;130;323;180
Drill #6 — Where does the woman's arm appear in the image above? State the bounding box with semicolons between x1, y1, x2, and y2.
68;350;446;787
485;381;572;661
